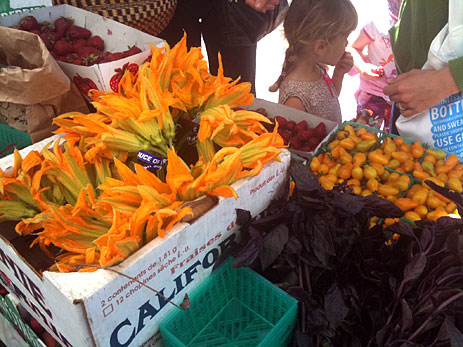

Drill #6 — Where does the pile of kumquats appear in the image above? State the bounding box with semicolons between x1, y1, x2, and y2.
309;122;462;225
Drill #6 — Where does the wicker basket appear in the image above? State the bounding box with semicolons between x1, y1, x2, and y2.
51;0;177;36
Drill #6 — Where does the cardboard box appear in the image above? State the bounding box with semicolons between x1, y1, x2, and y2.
0;4;164;94
245;98;338;160
0;136;290;347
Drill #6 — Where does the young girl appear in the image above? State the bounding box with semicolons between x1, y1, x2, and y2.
269;0;358;124
350;0;402;132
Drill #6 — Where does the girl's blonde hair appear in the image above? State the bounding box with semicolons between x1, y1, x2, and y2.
269;0;358;92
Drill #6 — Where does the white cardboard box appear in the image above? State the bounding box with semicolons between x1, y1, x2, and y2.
0;5;164;94
0;136;290;347
247;98;338;160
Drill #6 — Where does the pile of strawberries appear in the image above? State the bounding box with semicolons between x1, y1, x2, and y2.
16;15;142;66
273;116;327;152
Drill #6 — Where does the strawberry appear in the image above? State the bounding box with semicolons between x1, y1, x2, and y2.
109;52;126;62
280;131;292;144
295;120;308;132
124;45;142;57
299;130;312;141
65;53;79;63
38;33;53;51
46;31;59;45
77;47;101;66
99;51;113;63
286;120;296;131
42;331;58;347
55;40;73;56
19;16;38;31
110;63;139;91
38;21;54;33
72;39;87;52
290;137;303;150
54;17;73;38
275;116;286;127
73;74;98;95
308;137;320;149
87;35;104;51
67;25;91;41
29;317;45;336
55;56;67;63
50;51;57;59
313;122;326;139
30;29;40;35
0;286;7;297
72;59;83;65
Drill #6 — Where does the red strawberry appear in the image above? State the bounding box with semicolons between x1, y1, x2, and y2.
0;286;7;296
275;116;286;127
100;51;113;63
313;122;326;139
46;31;59;45
280;131;292;144
286;120;296;131
299;130;312;141
72;39;87;52
73;74;98;95
299;145;312;152
30;29;40;35
67;25;91;40
109;52;126;62
38;33;53;51
55;56;67;63
72;59;83;65
42;331;58;347
290;137;303;150
109;63;139;92
54;17;73;38
308;137;320;148
87;35;104;51
124;45;142;57
50;51;57;59
295;120;308;132
55;40;73;56
77;47;101;66
38;21;53;33
19;16;38;31
29;317;45;336
65;53;79;63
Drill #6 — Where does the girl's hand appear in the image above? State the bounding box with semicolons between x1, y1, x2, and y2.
334;52;354;76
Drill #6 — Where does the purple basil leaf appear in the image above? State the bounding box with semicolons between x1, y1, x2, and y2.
401;299;413;332
425;180;463;211
324;285;349;330
360;195;404;218
445;232;463;263
287;286;312;308
285;236;303;255
333;193;365;215
236;208;252;226
232;236;262;268
290;161;323;193
309;214;336;265
249;226;261;239
403;253;427;284
385;220;415;238
295;330;314;347
260;224;289;270
446;317;463;347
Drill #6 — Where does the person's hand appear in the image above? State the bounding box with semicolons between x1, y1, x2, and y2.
245;0;280;13
334;52;354;76
383;67;460;117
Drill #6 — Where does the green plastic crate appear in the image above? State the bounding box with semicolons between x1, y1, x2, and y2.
160;257;298;347
0;123;32;158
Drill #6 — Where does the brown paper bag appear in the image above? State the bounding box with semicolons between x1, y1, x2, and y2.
0;27;89;143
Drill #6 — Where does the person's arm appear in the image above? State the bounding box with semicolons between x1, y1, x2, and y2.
284;96;307;113
245;0;280;13
449;56;463;93
349;28;384;80
383;66;460;117
332;52;354;94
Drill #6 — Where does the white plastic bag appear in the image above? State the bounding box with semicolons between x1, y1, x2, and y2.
395;0;463;156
